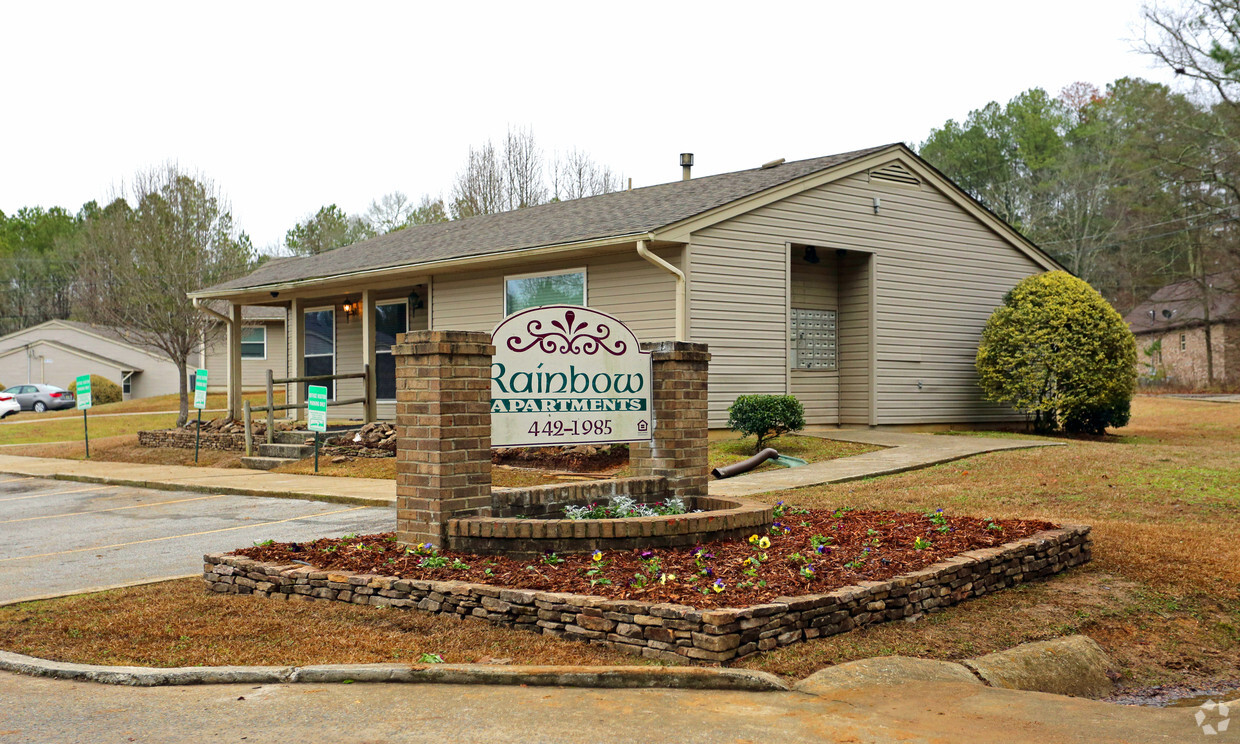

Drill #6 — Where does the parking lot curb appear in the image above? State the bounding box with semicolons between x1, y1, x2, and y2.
0;470;391;508
0;650;788;691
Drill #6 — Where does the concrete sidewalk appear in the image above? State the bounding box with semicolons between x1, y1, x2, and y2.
0;670;1215;743
709;428;1061;497
0;454;395;506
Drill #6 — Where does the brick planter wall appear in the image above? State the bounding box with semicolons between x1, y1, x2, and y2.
204;524;1091;662
138;430;247;452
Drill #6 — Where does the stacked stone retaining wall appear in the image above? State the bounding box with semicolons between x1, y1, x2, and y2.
138;430;247;452
203;525;1091;662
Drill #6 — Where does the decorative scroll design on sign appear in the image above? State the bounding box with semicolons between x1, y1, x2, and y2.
506;309;627;356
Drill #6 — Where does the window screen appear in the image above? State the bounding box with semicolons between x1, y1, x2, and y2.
375;302;407;400
240;326;266;359
304;309;335;398
790;308;837;370
505;271;585;315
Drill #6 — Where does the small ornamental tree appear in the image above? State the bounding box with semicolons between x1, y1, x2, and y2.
976;271;1137;435
727;394;806;453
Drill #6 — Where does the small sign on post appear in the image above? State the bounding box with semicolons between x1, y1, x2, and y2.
76;374;92;458
307;384;328;472
193;369;208;463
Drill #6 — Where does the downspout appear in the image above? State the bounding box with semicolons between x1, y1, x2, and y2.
636;239;687;341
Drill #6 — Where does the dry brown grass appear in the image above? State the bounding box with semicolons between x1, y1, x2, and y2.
1;397;1234;688
1;434;245;468
0;579;650;668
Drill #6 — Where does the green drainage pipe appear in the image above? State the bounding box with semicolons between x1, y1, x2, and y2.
712;448;807;479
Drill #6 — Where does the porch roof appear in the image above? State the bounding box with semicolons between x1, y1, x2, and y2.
193;145;894;297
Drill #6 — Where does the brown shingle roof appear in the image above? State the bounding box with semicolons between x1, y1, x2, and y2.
1124;273;1240;334
196;145;895;294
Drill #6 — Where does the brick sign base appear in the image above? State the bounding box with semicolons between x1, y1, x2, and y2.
204;525;1091;663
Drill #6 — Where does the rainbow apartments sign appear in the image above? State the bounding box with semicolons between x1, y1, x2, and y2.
490;305;653;448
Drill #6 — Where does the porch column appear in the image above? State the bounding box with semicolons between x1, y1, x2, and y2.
289;296;305;418
226;302;243;420
361;289;377;422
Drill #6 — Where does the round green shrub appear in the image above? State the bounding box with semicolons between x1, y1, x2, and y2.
976;271;1136;435
727;394;806;452
67;374;124;405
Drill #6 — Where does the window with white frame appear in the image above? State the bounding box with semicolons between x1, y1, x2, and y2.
504;269;586;315
375;300;407;401
121;371;133;396
1180;333;1187;351
790;308;838;370
304;308;335;398
240;326;266;359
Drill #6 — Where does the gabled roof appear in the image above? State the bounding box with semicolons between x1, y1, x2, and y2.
0;337;145;373
1125;273;1240;334
0;320;169;363
193;143;1060;297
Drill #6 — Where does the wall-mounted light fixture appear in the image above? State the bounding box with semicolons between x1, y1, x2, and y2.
408;289;425;319
803;246;820;264
342;296;360;320
872;197;881;215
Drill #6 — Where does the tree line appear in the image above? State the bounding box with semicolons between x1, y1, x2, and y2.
283;127;623;256
918;1;1240;323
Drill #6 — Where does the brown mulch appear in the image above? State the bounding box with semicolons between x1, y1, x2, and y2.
234;508;1056;609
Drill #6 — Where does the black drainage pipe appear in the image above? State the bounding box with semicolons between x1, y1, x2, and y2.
712;447;779;479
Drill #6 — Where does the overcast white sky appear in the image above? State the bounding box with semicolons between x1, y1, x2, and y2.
1;1;1177;251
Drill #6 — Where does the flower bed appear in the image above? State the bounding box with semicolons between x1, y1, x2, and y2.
235;507;1056;609
209;508;1090;662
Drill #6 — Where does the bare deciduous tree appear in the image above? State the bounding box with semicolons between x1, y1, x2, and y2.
503;126;546;210
74;165;254;425
365;191;416;234
553;148;624;201
450;141;505;219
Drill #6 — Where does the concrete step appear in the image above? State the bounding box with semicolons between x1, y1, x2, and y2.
240;456;300;471
258;442;314;459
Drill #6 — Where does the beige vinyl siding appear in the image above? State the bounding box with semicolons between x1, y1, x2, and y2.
690;160;1043;426
0;325;167;380
837;252;872;424
203;321;287;391
0;343;132;395
689;227;788;426
433;248;681;341
789;250;840;425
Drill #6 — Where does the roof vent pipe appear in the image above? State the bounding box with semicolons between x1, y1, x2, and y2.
680;153;694;181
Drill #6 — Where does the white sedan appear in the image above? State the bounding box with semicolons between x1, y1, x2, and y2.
0;392;19;418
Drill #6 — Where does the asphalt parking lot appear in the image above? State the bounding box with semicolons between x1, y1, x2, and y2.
0;475;393;605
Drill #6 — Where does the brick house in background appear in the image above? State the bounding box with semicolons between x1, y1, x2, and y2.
1124;273;1240;389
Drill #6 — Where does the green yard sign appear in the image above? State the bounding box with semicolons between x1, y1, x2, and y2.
308;384;328;472
76;374;91;459
193;368;208;410
307;385;328;433
76;375;92;410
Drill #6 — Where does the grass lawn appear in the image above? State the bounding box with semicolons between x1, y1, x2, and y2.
1;397;1234;691
21;390;283;421
0;413;183;447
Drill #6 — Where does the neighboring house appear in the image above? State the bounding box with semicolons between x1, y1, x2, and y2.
0;309;290;402
1124;273;1240;389
0;320;174;398
191;143;1062;427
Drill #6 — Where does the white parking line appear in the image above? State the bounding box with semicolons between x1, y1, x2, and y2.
0;485;114;503
0;505;370;562
0;494;226;524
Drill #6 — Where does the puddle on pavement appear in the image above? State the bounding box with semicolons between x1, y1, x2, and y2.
1108;683;1240;707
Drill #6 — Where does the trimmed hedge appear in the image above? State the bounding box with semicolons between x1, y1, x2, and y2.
67;374;123;405
727;394;806;453
976;271;1136;435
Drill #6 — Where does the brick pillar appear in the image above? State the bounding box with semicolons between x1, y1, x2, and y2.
630;341;711;500
393;330;494;548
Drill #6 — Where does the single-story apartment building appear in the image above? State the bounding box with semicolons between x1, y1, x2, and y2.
1124;273;1239;388
191;143;1062;427
0;309;287;401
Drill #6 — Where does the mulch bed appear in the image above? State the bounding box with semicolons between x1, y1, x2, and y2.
235;508;1055;609
492;444;629;472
